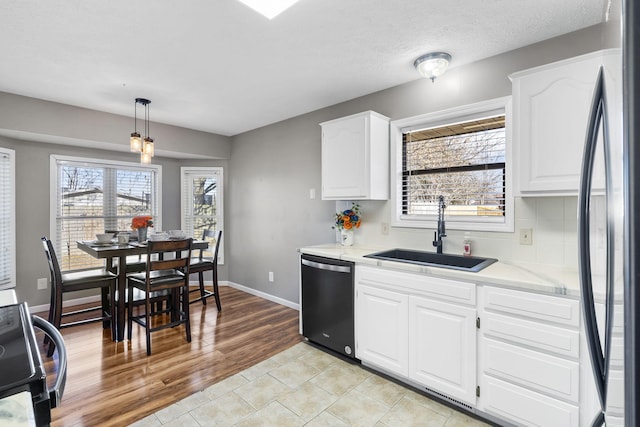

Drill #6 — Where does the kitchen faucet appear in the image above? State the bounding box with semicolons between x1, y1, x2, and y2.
432;195;446;254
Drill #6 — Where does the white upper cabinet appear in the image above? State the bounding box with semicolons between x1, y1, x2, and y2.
320;111;389;200
511;50;619;196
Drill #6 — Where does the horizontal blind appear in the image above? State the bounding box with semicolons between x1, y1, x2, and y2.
181;167;223;263
55;158;159;271
0;149;15;289
402;115;506;219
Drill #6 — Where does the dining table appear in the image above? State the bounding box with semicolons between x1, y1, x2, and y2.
77;238;208;341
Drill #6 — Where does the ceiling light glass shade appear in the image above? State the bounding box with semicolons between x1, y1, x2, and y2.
130;132;142;152
130;98;154;164
414;52;452;82
143;138;154;157
236;0;300;19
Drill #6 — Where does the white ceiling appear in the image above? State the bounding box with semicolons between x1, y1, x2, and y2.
0;0;606;137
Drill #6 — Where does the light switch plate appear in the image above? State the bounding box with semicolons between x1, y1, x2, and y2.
519;228;533;245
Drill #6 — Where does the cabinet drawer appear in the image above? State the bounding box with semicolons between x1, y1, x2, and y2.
481;376;579;427
357;265;475;305
482;338;579;403
483;312;579;359
483;286;579;327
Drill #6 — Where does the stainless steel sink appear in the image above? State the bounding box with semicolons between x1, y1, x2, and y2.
364;248;497;272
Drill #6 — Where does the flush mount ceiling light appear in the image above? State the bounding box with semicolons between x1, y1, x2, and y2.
414;52;452;82
129;98;154;164
236;0;300;19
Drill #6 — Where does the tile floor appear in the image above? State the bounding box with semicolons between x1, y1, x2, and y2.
130;342;493;427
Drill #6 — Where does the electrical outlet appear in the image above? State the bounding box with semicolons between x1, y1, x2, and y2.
37;278;48;290
381;222;389;235
519;228;533;245
268;271;274;282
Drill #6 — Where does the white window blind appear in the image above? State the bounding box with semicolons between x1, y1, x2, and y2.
53;156;161;271
402;115;506;220
0;148;15;289
181;167;223;263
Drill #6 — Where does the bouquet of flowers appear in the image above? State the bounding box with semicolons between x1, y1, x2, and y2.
333;203;361;230
131;215;154;230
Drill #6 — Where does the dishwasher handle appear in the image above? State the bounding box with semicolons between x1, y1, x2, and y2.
301;258;352;274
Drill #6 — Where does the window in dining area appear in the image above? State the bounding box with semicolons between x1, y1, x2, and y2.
51;156;161;271
181;167;223;263
0;147;15;289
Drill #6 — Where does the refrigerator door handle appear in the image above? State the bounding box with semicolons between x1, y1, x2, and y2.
578;66;611;415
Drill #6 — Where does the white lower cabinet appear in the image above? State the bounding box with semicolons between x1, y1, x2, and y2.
353;265;594;426
356;283;409;377
478;286;581;427
355;265;477;406
409;295;477;406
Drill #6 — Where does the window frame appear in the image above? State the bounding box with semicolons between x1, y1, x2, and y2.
50;155;162;271
180;166;224;264
390;96;514;232
0;147;15;290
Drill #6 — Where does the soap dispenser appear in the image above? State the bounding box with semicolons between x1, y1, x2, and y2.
463;232;472;257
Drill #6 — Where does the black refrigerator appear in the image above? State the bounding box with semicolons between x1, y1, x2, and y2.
578;1;640;425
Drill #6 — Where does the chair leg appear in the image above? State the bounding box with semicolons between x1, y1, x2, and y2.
198;272;207;305
127;285;134;341
101;287;110;330
47;284;64;357
145;297;152;356
44;281;56;347
213;270;222;312
184;286;191;343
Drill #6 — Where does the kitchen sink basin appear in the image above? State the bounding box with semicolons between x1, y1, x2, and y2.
364;248;497;272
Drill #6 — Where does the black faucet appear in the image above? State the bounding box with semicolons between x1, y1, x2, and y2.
432;195;446;254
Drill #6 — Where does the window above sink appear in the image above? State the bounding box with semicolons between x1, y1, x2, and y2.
389;97;514;233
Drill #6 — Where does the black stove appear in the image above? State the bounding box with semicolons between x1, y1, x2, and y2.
0;303;67;426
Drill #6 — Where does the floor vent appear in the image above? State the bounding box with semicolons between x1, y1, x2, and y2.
423;386;473;411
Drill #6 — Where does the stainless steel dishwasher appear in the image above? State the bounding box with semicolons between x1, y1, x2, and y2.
301;254;356;359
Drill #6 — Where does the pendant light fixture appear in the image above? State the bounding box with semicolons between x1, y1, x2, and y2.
414;52;451;82
130;98;154;164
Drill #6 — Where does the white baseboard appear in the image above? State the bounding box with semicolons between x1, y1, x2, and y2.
223;281;300;311
28;280;300;314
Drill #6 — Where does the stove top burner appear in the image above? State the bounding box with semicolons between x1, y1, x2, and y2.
0;304;39;395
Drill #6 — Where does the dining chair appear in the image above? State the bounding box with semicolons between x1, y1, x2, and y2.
127;238;193;356
41;237;117;356
188;229;222;311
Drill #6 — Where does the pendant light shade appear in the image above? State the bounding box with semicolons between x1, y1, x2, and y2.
130;98;154;163
414;52;451;82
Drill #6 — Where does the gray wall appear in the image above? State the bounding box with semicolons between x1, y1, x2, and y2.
228;23;612;305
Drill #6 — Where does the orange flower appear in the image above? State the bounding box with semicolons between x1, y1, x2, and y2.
131;215;154;230
343;221;353;229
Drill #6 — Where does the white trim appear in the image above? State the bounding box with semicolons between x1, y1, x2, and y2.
224;281;300;311
180;166;224;264
389;96;514;233
50;154;163;250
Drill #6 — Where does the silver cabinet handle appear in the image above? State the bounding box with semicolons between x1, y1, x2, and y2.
301;258;352;274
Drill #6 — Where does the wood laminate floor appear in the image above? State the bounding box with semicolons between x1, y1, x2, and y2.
37;286;303;427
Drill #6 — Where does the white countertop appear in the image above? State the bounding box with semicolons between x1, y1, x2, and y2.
0;289;17;306
299;244;580;298
0;392;36;427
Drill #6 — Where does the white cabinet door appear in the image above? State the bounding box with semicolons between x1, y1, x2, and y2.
511;50;617;195
320;111;389;200
356;284;409;377
409;295;477;405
